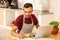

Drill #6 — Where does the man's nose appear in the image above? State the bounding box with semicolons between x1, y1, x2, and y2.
27;13;29;15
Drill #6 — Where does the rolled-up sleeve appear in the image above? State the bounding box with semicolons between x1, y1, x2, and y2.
14;15;23;33
14;15;23;27
14;17;21;26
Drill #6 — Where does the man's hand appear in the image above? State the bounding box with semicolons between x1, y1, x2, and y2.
35;24;39;29
18;33;27;39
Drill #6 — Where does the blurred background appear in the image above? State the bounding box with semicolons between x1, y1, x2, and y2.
0;0;60;40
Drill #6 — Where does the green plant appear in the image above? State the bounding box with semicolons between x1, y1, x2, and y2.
49;21;59;28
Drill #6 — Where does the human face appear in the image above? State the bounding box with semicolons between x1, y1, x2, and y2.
24;7;33;18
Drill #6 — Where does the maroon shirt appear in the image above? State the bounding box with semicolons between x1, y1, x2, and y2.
14;14;38;33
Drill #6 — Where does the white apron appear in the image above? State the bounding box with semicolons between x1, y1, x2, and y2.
20;16;34;34
10;16;34;40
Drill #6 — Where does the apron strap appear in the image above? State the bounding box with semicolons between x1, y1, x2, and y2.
23;15;33;24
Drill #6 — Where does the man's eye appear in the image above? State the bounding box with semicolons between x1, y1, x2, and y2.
24;11;27;13
24;11;32;13
29;11;32;13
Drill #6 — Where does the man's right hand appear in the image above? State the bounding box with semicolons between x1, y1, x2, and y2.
11;25;27;39
18;33;27;39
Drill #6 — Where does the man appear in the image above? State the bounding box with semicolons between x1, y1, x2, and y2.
11;3;39;39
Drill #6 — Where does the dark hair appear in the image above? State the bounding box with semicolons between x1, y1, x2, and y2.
24;3;33;8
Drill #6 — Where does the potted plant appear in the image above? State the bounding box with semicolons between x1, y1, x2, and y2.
49;21;59;35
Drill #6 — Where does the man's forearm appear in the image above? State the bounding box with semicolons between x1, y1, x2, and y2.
11;30;19;37
11;30;27;39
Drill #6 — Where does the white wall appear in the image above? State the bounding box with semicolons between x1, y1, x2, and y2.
17;0;23;8
18;0;49;11
49;0;60;22
18;0;42;10
42;0;49;10
5;9;15;26
0;9;4;25
0;8;16;26
38;13;54;26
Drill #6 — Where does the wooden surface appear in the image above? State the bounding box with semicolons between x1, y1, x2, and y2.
50;34;60;40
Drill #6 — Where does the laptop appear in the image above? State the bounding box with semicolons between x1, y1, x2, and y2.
35;25;53;38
